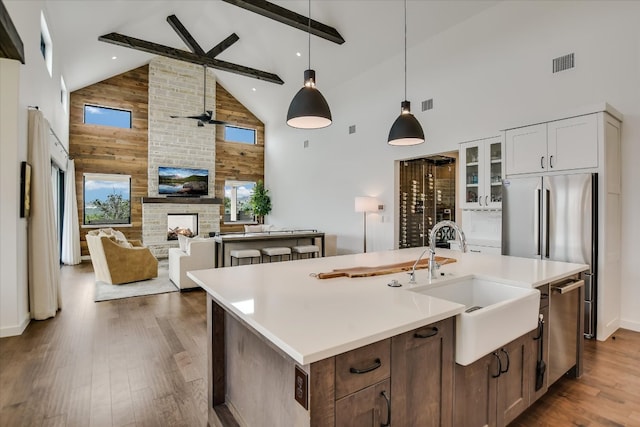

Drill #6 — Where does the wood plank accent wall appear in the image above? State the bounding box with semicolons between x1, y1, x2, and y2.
215;83;265;233
69;65;149;256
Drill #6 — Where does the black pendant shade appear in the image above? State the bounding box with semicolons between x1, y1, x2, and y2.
388;101;424;146
388;0;424;146
287;69;332;129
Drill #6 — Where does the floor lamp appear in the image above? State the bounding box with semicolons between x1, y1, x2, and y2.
354;197;379;253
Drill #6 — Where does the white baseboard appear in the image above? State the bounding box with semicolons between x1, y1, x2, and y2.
619;319;640;333
0;313;30;338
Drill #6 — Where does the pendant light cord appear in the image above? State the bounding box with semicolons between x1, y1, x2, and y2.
308;0;311;70
404;0;407;100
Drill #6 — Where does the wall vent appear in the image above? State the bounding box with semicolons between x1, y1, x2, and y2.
421;99;434;111
552;53;575;73
348;125;356;134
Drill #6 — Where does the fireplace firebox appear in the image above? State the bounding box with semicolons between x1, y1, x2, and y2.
167;213;198;240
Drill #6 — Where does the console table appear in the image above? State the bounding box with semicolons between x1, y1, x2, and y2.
213;230;325;267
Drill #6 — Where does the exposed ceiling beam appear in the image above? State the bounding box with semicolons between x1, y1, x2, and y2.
221;0;345;45
98;32;284;85
207;33;240;58
166;14;205;55
0;0;25;63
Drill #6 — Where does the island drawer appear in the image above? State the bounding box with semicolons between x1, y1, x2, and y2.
335;338;391;399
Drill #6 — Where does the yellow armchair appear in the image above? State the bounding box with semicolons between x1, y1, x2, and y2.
86;232;158;285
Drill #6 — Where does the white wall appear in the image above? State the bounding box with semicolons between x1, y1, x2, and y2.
266;2;640;329
1;1;70;336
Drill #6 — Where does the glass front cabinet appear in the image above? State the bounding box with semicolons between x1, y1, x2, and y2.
459;136;503;209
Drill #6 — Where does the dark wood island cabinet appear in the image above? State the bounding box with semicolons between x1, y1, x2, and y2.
188;247;587;427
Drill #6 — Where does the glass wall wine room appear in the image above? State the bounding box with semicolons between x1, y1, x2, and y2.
398;156;457;249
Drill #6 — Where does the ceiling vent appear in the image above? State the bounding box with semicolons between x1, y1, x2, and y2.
421;99;434;111
349;125;356;134
553;53;575;73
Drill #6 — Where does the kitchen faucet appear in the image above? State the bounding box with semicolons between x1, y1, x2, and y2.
408;220;468;284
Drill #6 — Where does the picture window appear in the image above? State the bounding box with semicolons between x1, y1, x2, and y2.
83;173;131;226
224;125;256;145
224;181;256;223
84;104;132;129
40;11;53;77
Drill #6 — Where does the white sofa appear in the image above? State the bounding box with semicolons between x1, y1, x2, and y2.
169;238;215;290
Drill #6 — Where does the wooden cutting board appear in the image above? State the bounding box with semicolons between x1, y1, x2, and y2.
314;256;456;279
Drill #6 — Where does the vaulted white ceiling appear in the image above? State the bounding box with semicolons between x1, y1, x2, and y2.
26;0;500;124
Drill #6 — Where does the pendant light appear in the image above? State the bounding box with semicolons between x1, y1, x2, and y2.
388;0;424;146
286;0;332;129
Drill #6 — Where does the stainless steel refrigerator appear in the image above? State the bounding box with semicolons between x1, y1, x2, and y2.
502;173;597;338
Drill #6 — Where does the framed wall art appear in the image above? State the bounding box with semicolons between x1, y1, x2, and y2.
20;161;32;218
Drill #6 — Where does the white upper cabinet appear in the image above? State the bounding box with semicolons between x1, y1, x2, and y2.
505;114;598;175
547;115;598;171
460;136;503;209
504;124;546;175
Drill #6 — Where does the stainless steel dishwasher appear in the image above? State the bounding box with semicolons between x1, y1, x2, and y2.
549;277;585;384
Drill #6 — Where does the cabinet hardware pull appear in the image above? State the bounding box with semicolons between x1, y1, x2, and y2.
535;188;541;255
414;327;439;339
491;352;502;378
551;279;584;294
549;155;554;168
479;195;483;207
541;156;545;169
499;348;510;374
545;189;550;258
470;249;481;253
380;390;391;427
485;195;489;206
349;358;381;374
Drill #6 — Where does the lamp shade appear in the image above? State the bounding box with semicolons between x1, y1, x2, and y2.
388;101;424;146
355;196;379;213
287;69;332;129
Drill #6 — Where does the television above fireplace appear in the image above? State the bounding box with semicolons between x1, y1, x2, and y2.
158;166;208;196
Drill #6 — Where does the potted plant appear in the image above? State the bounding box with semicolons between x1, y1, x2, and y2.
249;180;272;224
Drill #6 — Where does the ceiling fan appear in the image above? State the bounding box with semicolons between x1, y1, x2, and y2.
170;65;230;127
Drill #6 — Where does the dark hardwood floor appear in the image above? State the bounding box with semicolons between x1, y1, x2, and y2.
0;262;210;427
1;262;638;426
512;327;640;427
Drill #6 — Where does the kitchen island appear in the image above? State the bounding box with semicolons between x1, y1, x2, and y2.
188;248;588;427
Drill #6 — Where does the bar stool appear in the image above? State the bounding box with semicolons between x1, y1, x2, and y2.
261;247;292;263
292;245;320;260
230;249;261;266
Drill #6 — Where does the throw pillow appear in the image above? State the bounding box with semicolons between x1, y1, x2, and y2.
112;230;127;244
177;234;189;252
116;240;133;249
244;224;263;233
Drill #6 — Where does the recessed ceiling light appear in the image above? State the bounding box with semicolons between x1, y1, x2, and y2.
252;88;256;92
296;52;301;57
111;56;117;60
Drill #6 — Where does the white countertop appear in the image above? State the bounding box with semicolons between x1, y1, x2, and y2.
188;247;588;365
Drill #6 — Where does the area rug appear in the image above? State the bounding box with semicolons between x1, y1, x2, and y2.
94;261;178;302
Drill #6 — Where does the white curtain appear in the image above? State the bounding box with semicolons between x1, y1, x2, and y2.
27;109;62;319
61;159;81;265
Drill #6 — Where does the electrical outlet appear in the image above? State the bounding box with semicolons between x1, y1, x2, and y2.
294;365;308;409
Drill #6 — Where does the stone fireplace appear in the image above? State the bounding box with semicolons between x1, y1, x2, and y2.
142;199;219;257
167;213;198;240
142;57;221;258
